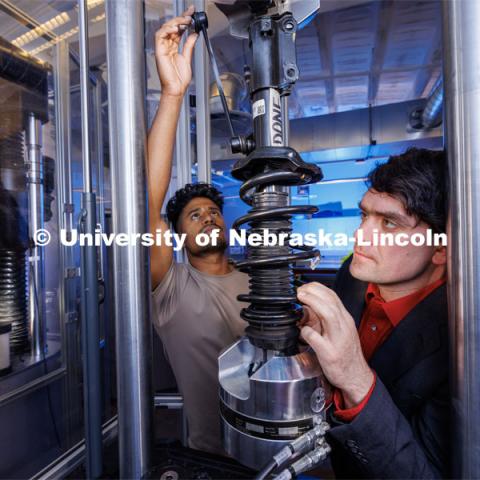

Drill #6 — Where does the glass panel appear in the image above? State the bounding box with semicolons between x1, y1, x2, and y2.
0;5;73;473
0;34;61;371
0;0;113;476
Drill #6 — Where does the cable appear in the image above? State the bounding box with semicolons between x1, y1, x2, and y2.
275;439;332;480
30;260;62;448
254;422;329;480
255;459;277;480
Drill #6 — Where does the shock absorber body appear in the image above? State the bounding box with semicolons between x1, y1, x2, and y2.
231;12;323;352
208;5;331;469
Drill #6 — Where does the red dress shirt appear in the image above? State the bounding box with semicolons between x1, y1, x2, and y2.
334;276;446;421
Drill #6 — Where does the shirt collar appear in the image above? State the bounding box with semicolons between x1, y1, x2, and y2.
365;277;446;327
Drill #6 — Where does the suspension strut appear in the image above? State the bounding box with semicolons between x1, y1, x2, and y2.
194;3;330;469
193;7;323;353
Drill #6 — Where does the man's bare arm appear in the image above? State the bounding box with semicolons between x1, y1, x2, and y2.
148;95;182;289
147;7;198;290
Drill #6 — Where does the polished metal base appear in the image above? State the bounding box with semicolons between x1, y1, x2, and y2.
219;337;331;469
222;416;289;469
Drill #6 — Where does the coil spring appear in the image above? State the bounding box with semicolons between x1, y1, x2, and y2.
0;132;24;166
0;249;29;353
233;170;319;353
0;131;30;353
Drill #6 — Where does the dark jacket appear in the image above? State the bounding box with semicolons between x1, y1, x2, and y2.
327;256;450;479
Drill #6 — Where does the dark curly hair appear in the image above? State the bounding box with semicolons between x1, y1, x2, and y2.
367;148;448;233
166;182;224;231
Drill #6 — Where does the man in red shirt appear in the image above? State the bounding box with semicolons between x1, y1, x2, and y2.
299;148;449;478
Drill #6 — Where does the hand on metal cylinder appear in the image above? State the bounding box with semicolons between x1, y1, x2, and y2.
297;282;374;409
154;5;198;98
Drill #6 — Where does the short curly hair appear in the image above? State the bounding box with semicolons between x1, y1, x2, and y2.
166;182;224;231
367;148;447;233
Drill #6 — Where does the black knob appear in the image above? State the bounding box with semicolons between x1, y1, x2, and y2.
191;11;208;34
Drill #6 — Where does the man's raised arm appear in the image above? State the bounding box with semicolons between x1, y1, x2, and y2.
147;6;198;289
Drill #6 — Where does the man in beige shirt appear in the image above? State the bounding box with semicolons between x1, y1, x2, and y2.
148;7;248;454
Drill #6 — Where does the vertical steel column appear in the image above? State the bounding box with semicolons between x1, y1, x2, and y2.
78;0;102;477
175;0;193;189
26;114;44;358
95;78;106;285
54;43;74;237
194;0;211;183
54;40;80;448
94;75;112;415
106;0;153;477
443;0;480;477
174;0;192;265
